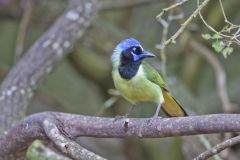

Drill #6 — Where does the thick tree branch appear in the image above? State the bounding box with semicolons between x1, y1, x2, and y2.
1;112;240;159
0;0;97;134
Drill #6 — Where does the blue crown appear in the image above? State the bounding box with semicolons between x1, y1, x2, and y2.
115;38;141;51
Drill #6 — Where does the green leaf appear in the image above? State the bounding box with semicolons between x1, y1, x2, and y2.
201;33;211;40
212;41;223;53
212;33;222;39
222;47;233;58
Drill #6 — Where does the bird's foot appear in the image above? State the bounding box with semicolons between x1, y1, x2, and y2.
114;105;134;122
114;115;128;121
147;114;162;124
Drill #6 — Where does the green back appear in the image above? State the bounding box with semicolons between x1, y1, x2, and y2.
142;62;168;90
142;62;187;117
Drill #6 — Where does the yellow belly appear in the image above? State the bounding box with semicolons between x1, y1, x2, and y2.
112;67;163;104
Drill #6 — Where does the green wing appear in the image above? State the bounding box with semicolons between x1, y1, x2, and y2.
142;62;168;90
142;62;187;117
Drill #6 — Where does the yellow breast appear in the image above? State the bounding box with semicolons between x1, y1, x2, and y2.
112;66;163;104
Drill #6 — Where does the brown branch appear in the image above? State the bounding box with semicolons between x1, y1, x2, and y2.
194;135;240;160
1;112;240;159
0;0;97;134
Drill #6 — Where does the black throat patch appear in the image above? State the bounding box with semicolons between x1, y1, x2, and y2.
118;61;141;80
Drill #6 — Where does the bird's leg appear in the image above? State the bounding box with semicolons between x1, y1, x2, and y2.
124;105;135;118
152;103;162;118
114;105;135;121
147;103;162;123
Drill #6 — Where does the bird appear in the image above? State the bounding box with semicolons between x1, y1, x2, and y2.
111;38;187;119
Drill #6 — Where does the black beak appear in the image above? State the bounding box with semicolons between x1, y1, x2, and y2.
140;51;155;59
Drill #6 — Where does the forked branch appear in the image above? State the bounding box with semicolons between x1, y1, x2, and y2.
1;112;240;159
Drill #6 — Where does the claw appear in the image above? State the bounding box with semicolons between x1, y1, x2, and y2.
114;105;135;121
147;115;162;124
147;103;162;123
114;115;127;121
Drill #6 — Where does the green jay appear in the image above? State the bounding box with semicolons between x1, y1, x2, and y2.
111;38;187;118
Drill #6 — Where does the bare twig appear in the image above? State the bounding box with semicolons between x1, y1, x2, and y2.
198;135;222;160
15;0;33;62
0;0;97;134
1;112;240;159
218;0;237;27
156;0;190;20
156;0;211;48
156;10;184;77
157;10;172;77
194;135;240;160
197;0;240;45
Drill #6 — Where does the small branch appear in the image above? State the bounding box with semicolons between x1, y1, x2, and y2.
43;119;106;160
156;0;190;20
15;0;33;62
157;11;172;77
218;0;235;27
157;0;211;48
1;112;240;159
197;0;240;45
194;135;240;160
156;11;184;77
197;135;222;160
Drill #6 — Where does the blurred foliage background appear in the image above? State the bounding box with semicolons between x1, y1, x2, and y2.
0;0;240;159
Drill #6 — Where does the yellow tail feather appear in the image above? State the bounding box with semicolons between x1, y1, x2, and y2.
162;91;187;117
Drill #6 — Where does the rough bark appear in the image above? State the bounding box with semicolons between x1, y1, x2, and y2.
1;112;240;159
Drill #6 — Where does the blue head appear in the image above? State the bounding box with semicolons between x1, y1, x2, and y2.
111;38;155;68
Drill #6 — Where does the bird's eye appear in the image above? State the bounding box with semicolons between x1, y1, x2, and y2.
132;47;137;52
131;46;142;55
